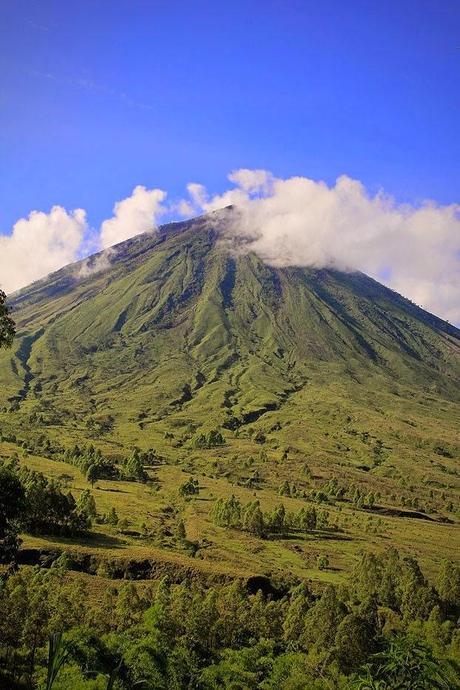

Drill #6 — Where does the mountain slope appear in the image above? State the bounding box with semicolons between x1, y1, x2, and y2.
0;211;459;582
2;212;459;424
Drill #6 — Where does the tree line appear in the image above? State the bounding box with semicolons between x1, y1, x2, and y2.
211;494;337;539
0;431;156;486
0;459;96;568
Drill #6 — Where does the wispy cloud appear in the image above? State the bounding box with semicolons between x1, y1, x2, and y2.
29;69;155;111
26;19;51;32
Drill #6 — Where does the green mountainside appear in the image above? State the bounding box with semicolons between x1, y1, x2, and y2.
0;210;459;584
3;211;459;426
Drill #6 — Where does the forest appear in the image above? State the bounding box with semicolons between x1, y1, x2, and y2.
0;540;459;689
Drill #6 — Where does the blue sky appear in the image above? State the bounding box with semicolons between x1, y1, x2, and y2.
1;0;459;231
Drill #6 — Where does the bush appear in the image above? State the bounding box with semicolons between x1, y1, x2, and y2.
317;555;329;571
193;429;225;449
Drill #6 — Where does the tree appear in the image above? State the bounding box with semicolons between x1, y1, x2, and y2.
0;464;26;566
317;555;329;571
366;492;376;509
437;560;460;614
351;552;382;602
77;489;97;519
124;452;148;482
115;582;142;630
303;585;347;650
317;509;329;530
86;464;99;487
269;504;286;535
193;429;225;449
179;477;199;497
105;507;119;526
305;507;317;531
0;290;15;349
200;640;273;689
334;613;375;673
19;469;89;536
243;503;266;538
398;557;437;622
79;490;95;517
211;495;242;528
278;480;291;497
378;547;402;610
176;519;186;541
283;584;313;645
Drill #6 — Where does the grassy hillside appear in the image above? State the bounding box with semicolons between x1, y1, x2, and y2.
0;211;459;587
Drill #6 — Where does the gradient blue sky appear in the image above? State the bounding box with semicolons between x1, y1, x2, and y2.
1;0;459;233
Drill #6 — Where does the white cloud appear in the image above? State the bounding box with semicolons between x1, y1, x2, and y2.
0;206;87;293
100;185;167;249
0;185;167;293
180;170;460;324
77;247;115;278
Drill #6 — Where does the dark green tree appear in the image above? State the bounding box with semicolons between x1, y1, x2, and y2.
179;477;200;497
268;504;286;535
303;585;347;650
176;519;186;541
193;429;225;449
334;613;375;673
0;290;15;349
86;463;99;487
0;464;26;566
437;560;460;615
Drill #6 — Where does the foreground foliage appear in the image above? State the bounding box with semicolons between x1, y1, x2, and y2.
0;549;459;689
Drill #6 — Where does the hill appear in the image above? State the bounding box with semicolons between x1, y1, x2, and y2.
0;210;459;585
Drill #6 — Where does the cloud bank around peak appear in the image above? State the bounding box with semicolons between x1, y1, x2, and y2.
179;169;460;325
1;171;459;325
